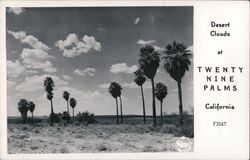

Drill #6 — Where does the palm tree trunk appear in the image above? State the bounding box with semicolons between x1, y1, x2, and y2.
50;99;54;126
73;108;74;118
119;96;123;124
151;78;156;126
67;101;69;115
21;114;26;124
115;98;119;124
177;80;183;124
32;112;34;124
160;101;163;125
140;85;146;123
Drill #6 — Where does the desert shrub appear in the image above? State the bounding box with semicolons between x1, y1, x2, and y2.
96;142;111;151
60;146;70;153
147;125;162;132
21;126;28;130
30;145;38;150
49;113;62;123
34;128;40;133
19;134;29;139
74;122;80;126
143;144;157;152
180;124;194;138
62;111;71;123
76;111;97;124
161;124;178;134
27;117;42;124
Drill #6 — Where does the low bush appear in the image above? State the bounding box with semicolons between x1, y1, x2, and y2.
26;117;42;124
49;113;62;123
96;142;111;151
61;111;71;123
76;111;97;124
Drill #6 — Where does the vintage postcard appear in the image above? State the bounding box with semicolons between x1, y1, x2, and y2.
0;1;249;160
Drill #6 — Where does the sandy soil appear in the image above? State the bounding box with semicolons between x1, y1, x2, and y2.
8;123;193;153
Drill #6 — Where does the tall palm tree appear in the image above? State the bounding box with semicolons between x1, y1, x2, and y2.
155;83;168;125
28;101;35;124
138;45;160;125
70;98;77;118
117;85;123;124
43;77;55;126
17;99;29;124
109;82;123;124
134;68;147;123
162;41;192;123
63;91;70;115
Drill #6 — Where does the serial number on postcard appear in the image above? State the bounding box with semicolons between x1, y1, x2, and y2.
213;121;227;126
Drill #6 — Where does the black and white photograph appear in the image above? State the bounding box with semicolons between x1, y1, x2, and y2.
6;6;193;154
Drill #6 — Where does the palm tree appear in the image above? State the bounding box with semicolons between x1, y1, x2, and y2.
63;91;70;115
70;98;77;118
17;99;29;124
134;68;147;123
155;83;168;125
162;41;192;123
43;77;55;126
28;101;35;124
138;45;160;125
109;82;123;124
117;85;123;124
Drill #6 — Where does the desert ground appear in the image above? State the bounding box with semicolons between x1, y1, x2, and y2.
8;116;193;153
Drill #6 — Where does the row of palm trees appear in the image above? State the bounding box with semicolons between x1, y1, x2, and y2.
109;41;191;125
42;77;77;126
17;90;77;125
17;41;191;126
12;77;75;126
17;99;35;124
108;80;168;125
63;91;77;118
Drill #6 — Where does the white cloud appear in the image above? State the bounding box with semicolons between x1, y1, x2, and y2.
7;7;25;15
7;30;50;51
21;48;56;73
15;74;68;93
99;81;152;90
21;35;50;51
62;75;72;81
7;30;26;39
55;33;101;58
110;63;138;74
82;35;102;51
56;33;78;50
143;81;152;89
26;70;39;74
137;39;156;45
134;17;140;24
74;68;96;76
7;80;16;88
122;82;138;89
153;45;165;52
7;60;25;78
7;30;55;73
122;81;152;89
99;83;110;89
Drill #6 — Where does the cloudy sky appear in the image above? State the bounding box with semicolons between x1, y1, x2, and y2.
6;7;193;117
